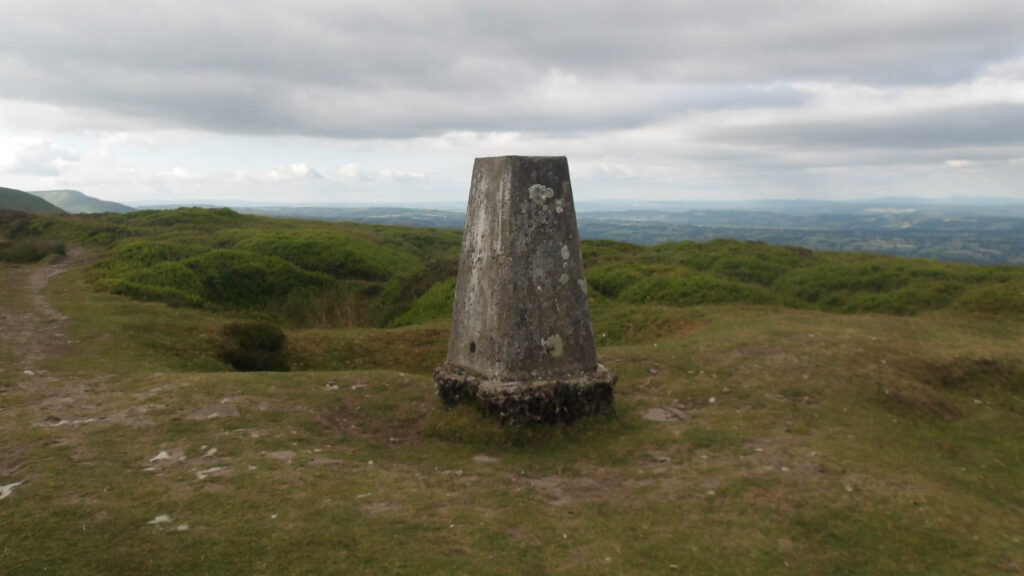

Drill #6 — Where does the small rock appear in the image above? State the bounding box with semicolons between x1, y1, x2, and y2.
186;403;240;420
174;524;189;532
0;481;24;500
195;466;226;480
642;407;687;422
264;451;296;462
708;397;716;404
203;448;218;457
148;514;172;525
150;451;172;463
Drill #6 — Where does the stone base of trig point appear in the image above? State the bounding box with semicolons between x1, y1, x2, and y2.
434;364;617;425
434;155;616;425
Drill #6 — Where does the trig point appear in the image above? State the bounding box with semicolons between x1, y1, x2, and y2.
434;156;616;424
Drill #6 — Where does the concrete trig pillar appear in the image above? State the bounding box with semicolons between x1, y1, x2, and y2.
434;156;616;423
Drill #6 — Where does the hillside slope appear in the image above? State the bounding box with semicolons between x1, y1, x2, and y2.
29;189;134;213
0;186;64;214
2;208;1023;328
0;218;1021;575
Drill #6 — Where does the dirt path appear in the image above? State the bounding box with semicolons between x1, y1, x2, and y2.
0;249;84;375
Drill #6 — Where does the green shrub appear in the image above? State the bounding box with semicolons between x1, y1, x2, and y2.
0;238;66;263
707;245;811;285
378;257;459;324
277;281;380;328
581;239;645;266
126;261;205;295
234;231;402;281
618;270;773;307
391;277;457;327
184;249;334;309
100;279;205;308
586;263;643;298
841;286;955;315
218;321;289;371
771;255;957;311
108;240;193;267
956;282;1024;315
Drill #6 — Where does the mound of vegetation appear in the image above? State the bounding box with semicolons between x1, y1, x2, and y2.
1;207;464;327
0;210;67;263
0;236;66;263
217;320;290;371
5;209;1023;331
583;239;1024;316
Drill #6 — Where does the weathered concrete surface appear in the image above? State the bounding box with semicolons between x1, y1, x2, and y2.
435;156;616;424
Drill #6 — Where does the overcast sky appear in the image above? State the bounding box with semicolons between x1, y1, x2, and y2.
2;0;1023;206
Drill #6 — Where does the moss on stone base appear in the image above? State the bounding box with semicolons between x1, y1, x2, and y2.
434;364;616;425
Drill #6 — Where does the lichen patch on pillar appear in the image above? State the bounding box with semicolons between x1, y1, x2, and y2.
528;184;555;202
541;334;564;358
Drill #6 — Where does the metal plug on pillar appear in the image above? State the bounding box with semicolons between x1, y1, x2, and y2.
434;156;616;424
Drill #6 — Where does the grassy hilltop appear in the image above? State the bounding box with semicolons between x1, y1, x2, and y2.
28;189;135;214
1;208;1022;575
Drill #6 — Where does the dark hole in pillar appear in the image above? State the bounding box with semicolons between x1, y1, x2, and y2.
469;342;476;353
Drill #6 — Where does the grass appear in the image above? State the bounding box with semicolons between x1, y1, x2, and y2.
1;213;1023;574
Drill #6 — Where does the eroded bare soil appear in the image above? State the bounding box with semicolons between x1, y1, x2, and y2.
0;250;79;374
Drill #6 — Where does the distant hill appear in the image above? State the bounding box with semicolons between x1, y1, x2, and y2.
0;186;65;214
29;189;134;214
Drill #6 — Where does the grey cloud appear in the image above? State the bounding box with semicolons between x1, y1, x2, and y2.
717;104;1024;150
3;0;1024;139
